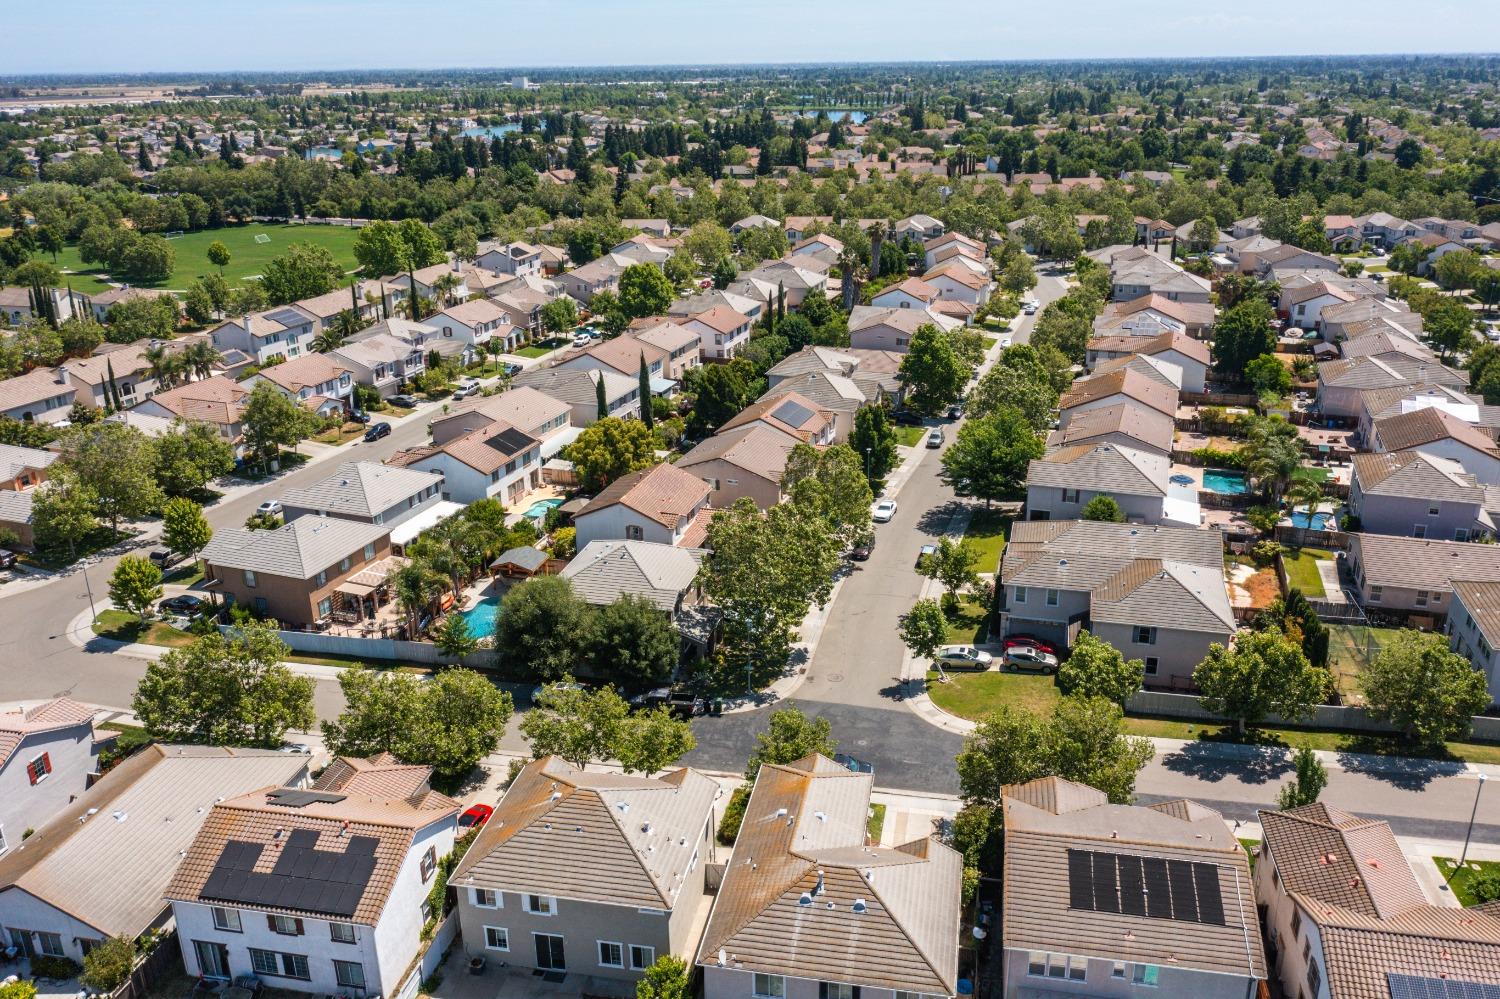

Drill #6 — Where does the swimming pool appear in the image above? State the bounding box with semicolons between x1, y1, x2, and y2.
1201;469;1249;495
458;596;501;638
1289;511;1336;531
523;497;564;520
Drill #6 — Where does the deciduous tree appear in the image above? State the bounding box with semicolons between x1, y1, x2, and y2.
162;496;212;560
618;263;675;318
1193;629;1330;735
848;404;899;491
1056;631;1144;706
1362;629;1490;747
898;323;969;415
563;416;658;492
108;555;163;621
899;599;949;663
940;406;1043;506
495;575;595;680
591;594;680;688
743;705;837;782
259;242;343;306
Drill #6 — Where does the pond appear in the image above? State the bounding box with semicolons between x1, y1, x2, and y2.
458;595;501;639
1201;469;1249;495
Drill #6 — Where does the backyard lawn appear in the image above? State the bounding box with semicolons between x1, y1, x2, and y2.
52;223;362;293
1435;857;1500;906
1281;547;1333;598
867;803;886;842
962;507;1010;572
1291;466;1331;484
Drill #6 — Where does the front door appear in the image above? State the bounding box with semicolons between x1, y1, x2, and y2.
194;941;230;980
534;934;565;971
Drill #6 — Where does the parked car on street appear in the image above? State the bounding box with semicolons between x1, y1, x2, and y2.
148;547;182;568
453;379;482;399
850;534;875;561
872;499;898;523
501;362;523;377
363;422;392;442
0;549;16;570
933;646;994;670
390;394;419;408
1004;645;1059;673
916;543;937;568
1022;300;1039;315
926;428;945;449
628;687;705;718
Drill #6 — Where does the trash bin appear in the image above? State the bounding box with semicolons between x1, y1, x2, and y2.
711;698;723;717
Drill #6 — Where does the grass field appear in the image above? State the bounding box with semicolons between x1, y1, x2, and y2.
1435;857;1500;906
943;593;990;643
513;338;568;358
52;223;362;294
926;669;1061;719
91;610;196;649
962;507;1011;573
1281;547;1333;598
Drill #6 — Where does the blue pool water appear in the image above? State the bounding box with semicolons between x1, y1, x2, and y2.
524;497;564;520
459;596;501;638
1202;469;1249;495
1289;511;1336;530
794;109;870;123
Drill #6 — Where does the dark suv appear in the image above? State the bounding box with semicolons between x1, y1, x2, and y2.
629;687;706;718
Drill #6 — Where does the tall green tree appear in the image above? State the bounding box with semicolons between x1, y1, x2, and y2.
618;263;675;318
154;420;236;497
259;242;343;305
58;422;164;532
563;416;658;492
241;382;313;468
966;364;1058;429
1276;747;1328;809
636;956;691;999
161;496;212;560
918;537;981;608
848;404;899;491
495;575;595;679
108;555;163;622
781;443;874;549
638;355;655;431
1056;631;1145;706
1362;629;1490;747
1212;297;1276;375
206;240;231;274
743;705;837;781
519;681;630;769
30;469;98;558
591;593;680;687
940;406;1043;506
1193;629;1330;735
898;323;969;415
899;599;949;663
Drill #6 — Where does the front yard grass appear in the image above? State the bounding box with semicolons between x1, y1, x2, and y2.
311;421;369;446
1281;547;1333;598
91;610;197;648
21;527;133;571
943;593;990;643
926;669;1061;719
1435;857;1500;906
894;425;927;447
514;338;567;358
962;507;1010;573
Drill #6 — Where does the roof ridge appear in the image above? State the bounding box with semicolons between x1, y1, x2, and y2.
593;783;674;907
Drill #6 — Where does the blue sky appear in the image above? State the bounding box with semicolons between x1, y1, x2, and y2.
9;0;1500;75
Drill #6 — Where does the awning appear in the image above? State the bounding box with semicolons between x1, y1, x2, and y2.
337;580;379;597
649;376;678;395
389;501;466;547
541;424;586;459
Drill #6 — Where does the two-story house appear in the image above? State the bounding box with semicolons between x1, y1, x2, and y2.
166;754;459;996
1001;777;1265;999
682;306;753;362
431;299;510;349
1446;578;1500;706
129;376;251;456
626;320;703;380
386;422;542;506
1349;451;1493;541
677;424;799;511
1025;442;1197;527
697;753;962;999
1345;532;1500;621
1367;405;1500;483
555;253;630;305
513;367;641;426
0;699;101;851
847;305;963;353
243;354;355;418
0;443;59;550
280;461;446;539
329;334;427;398
572;463;713;549
554;337;674;391
199;518;396;628
454;756;717;982
429;387;573;454
0;368;77;425
212;307;318;365
476;241;544;278
719;392;836;446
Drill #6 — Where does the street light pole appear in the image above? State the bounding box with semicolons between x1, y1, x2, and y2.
1460;773;1488;868
865;447;872;484
80;563;97;622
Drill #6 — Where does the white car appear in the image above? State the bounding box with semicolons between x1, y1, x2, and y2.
1022;300;1039;315
256;500;283;516
934;646;994;670
872;499;898;523
453;379;482;399
572;332;594;348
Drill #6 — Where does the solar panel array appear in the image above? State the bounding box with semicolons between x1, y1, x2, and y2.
771;399;816;429
266;789;348;809
485;426;537;456
201;829;379;917
1066;849;1226;926
1388;974;1500;999
265;307;309;329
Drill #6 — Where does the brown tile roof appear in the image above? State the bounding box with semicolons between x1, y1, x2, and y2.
314;752;434;800
1260;804;1425;918
578;462;711;528
256;353;352;393
165;757;458;926
453;756;717;909
0;698;97;770
419;421;539;475
1373;406;1500;458
145;375;248;425
689;305;752;335
697;755;962;994
678;424;800;483
719;391;834;442
1114;293;1215;327
0;367;76;413
1058;367;1176;418
1352;450;1483;502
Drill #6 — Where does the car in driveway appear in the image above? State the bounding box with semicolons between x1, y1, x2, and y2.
458;804;494;831
933;646;994;670
453;379;482;399
363;421;392;442
158;594;206;617
501;362;523;377
0;549;17;570
1004;645;1059;673
572;331;595;348
256;500;283;517
347;409;371;425
872;499;898;523
390;394;419;408
1004;634;1059;657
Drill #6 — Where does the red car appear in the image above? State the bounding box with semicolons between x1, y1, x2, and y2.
458;804;493;831
1004;634;1059;657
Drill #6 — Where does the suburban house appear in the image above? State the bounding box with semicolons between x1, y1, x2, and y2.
1447;579;1500;705
1056;368;1177;430
290;282;383;330
489;282;556;348
624;319;703;380
766;346;904;407
1254;803;1500;999
0;443;59;550
719;392;836;446
555;253;630;304
429;387;574;457
561;541;712;652
0;699;101;851
476;240;544;278
127;375;250;455
1084;331;1210;393
1001;777;1265;999
386;422;542;506
729;214;780;234
1280;280;1356;330
682;306;754;362
1026;442;1198;527
696;753;962;999
870;277;941;312
920;260;994;306
0;745;306;965
1093;246;1212;304
514;367;642;425
212;307;318;365
1092;294;1215;339
847;305;961;352
924;231;986;271
61;337;210;412
453;756;718;982
165;754;458;996
1346;532;1500;619
1320;297;1422;343
430;298;511;349
243;354;355;417
280;460;447;538
0;368;76;425
1367;405;1500;483
572;463;713;549
742;260;830;311
1316;355;1467;419
199;518;397;629
1349;451;1493;541
329;334;427;398
379;260;474;304
1045;402;1176;458
677;424;798;510
671;289;765;323
998;521;1234;688
554;336;673;389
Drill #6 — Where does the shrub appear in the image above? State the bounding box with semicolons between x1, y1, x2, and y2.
0;981;38;999
1252;540;1283;566
29;956;81;980
1471;869;1500;905
1191;446;1246;468
717;784;750;845
80;936;136;992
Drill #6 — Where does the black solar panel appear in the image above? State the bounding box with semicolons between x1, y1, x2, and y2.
267;790;348;809
485;426;537;456
1388;974;1500;999
1066;849;1230;926
202;832;380;918
265;307;308;328
771;399;815;428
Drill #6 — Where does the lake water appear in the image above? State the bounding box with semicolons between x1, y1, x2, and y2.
795;109;869;123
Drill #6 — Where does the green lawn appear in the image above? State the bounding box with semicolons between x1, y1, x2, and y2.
1292;466;1331;484
1326;623;1400;701
1238;838;1260;870
514;339;567;358
1435;857;1500;906
926;669;1062;719
163;562;206;586
944;594;990;643
894;424;927;447
867;803;886;843
982;336;999;350
91;610;196;649
312;421;369;446
962;507;1011;573
1281;547;1333;598
51;223;362;294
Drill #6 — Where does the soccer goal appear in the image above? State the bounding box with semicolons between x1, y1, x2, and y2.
253;233;271;244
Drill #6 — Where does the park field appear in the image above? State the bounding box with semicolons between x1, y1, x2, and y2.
53;223;363;294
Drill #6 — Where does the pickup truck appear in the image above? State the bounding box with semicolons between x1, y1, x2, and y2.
629;687;705;718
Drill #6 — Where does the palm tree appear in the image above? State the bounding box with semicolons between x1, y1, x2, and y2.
144;344;185;390
408;535;467;602
311;326;347;354
181;340;223;381
391;561;445;639
432;272;461;309
1286;477;1326;530
837;246;866;312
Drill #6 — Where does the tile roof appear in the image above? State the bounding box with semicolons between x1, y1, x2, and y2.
1003;778;1264;980
689;305;752;335
1045;402;1175;454
578;462;710;529
165;757;457;926
561;540;705;611
0;366;76;413
314;752;434;800
1029;442;1168;497
1002;520;1224;593
678;424;800;483
0;745;306;939
255;353;352;393
438;386;570;438
1058;367;1177;418
201;518;390;579
0;698;97;770
1373;406;1500;458
453;756;717;909
280;461;442;518
719;391;834;442
514;366;636;408
0;442;58;481
1319;355;1466;391
144;375;249;425
697;755;962;994
1451;578;1500;648
1351;533;1500;590
421;421;539;475
1090;558;1236;633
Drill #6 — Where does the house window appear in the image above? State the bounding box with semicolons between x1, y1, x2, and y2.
1014;586;1026;603
1112;962;1126;979
1369;586;1382;603
484;926;509;951
1062;488;1080;503
1307;960;1322;996
472;888;500;908
598;941;624;968
364;543;376;561
1430;505;1441;516
37;932;64;957
1291;909;1302;939
316;570;327;586
1144;657;1159;675
26;752;51;785
1417;591;1429;607
318;598;332;617
1046;589;1059;606
243;570;257;588
1132;964;1160;987
334;961;365;989
1027;953;1047;977
524;895;556;915
268;915;303;936
630;945;654;971
1458;529;1470;542
329;922;357;944
0;826;6;854
1413;525;1426;539
341;556;352;572
211;907;241;932
753;975;785;999
1135;626;1157;645
420;846;437;883
626;525;644;541
821;984;856;999
249;950;308;980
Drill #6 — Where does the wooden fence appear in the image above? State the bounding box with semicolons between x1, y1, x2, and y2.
111;930;182;999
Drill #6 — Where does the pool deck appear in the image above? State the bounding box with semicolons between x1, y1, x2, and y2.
504;484;565;529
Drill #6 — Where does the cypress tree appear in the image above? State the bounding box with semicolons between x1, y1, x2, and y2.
639;354;654;431
595;372;608;421
777;282;786;322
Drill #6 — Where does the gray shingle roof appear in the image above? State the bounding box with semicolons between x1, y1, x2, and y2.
201;518;390;579
1351;532;1500;590
280;461;442;518
560;540;704;611
1028;442;1168;497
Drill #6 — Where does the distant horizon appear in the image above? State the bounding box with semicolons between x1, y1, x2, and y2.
9;0;1500;76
